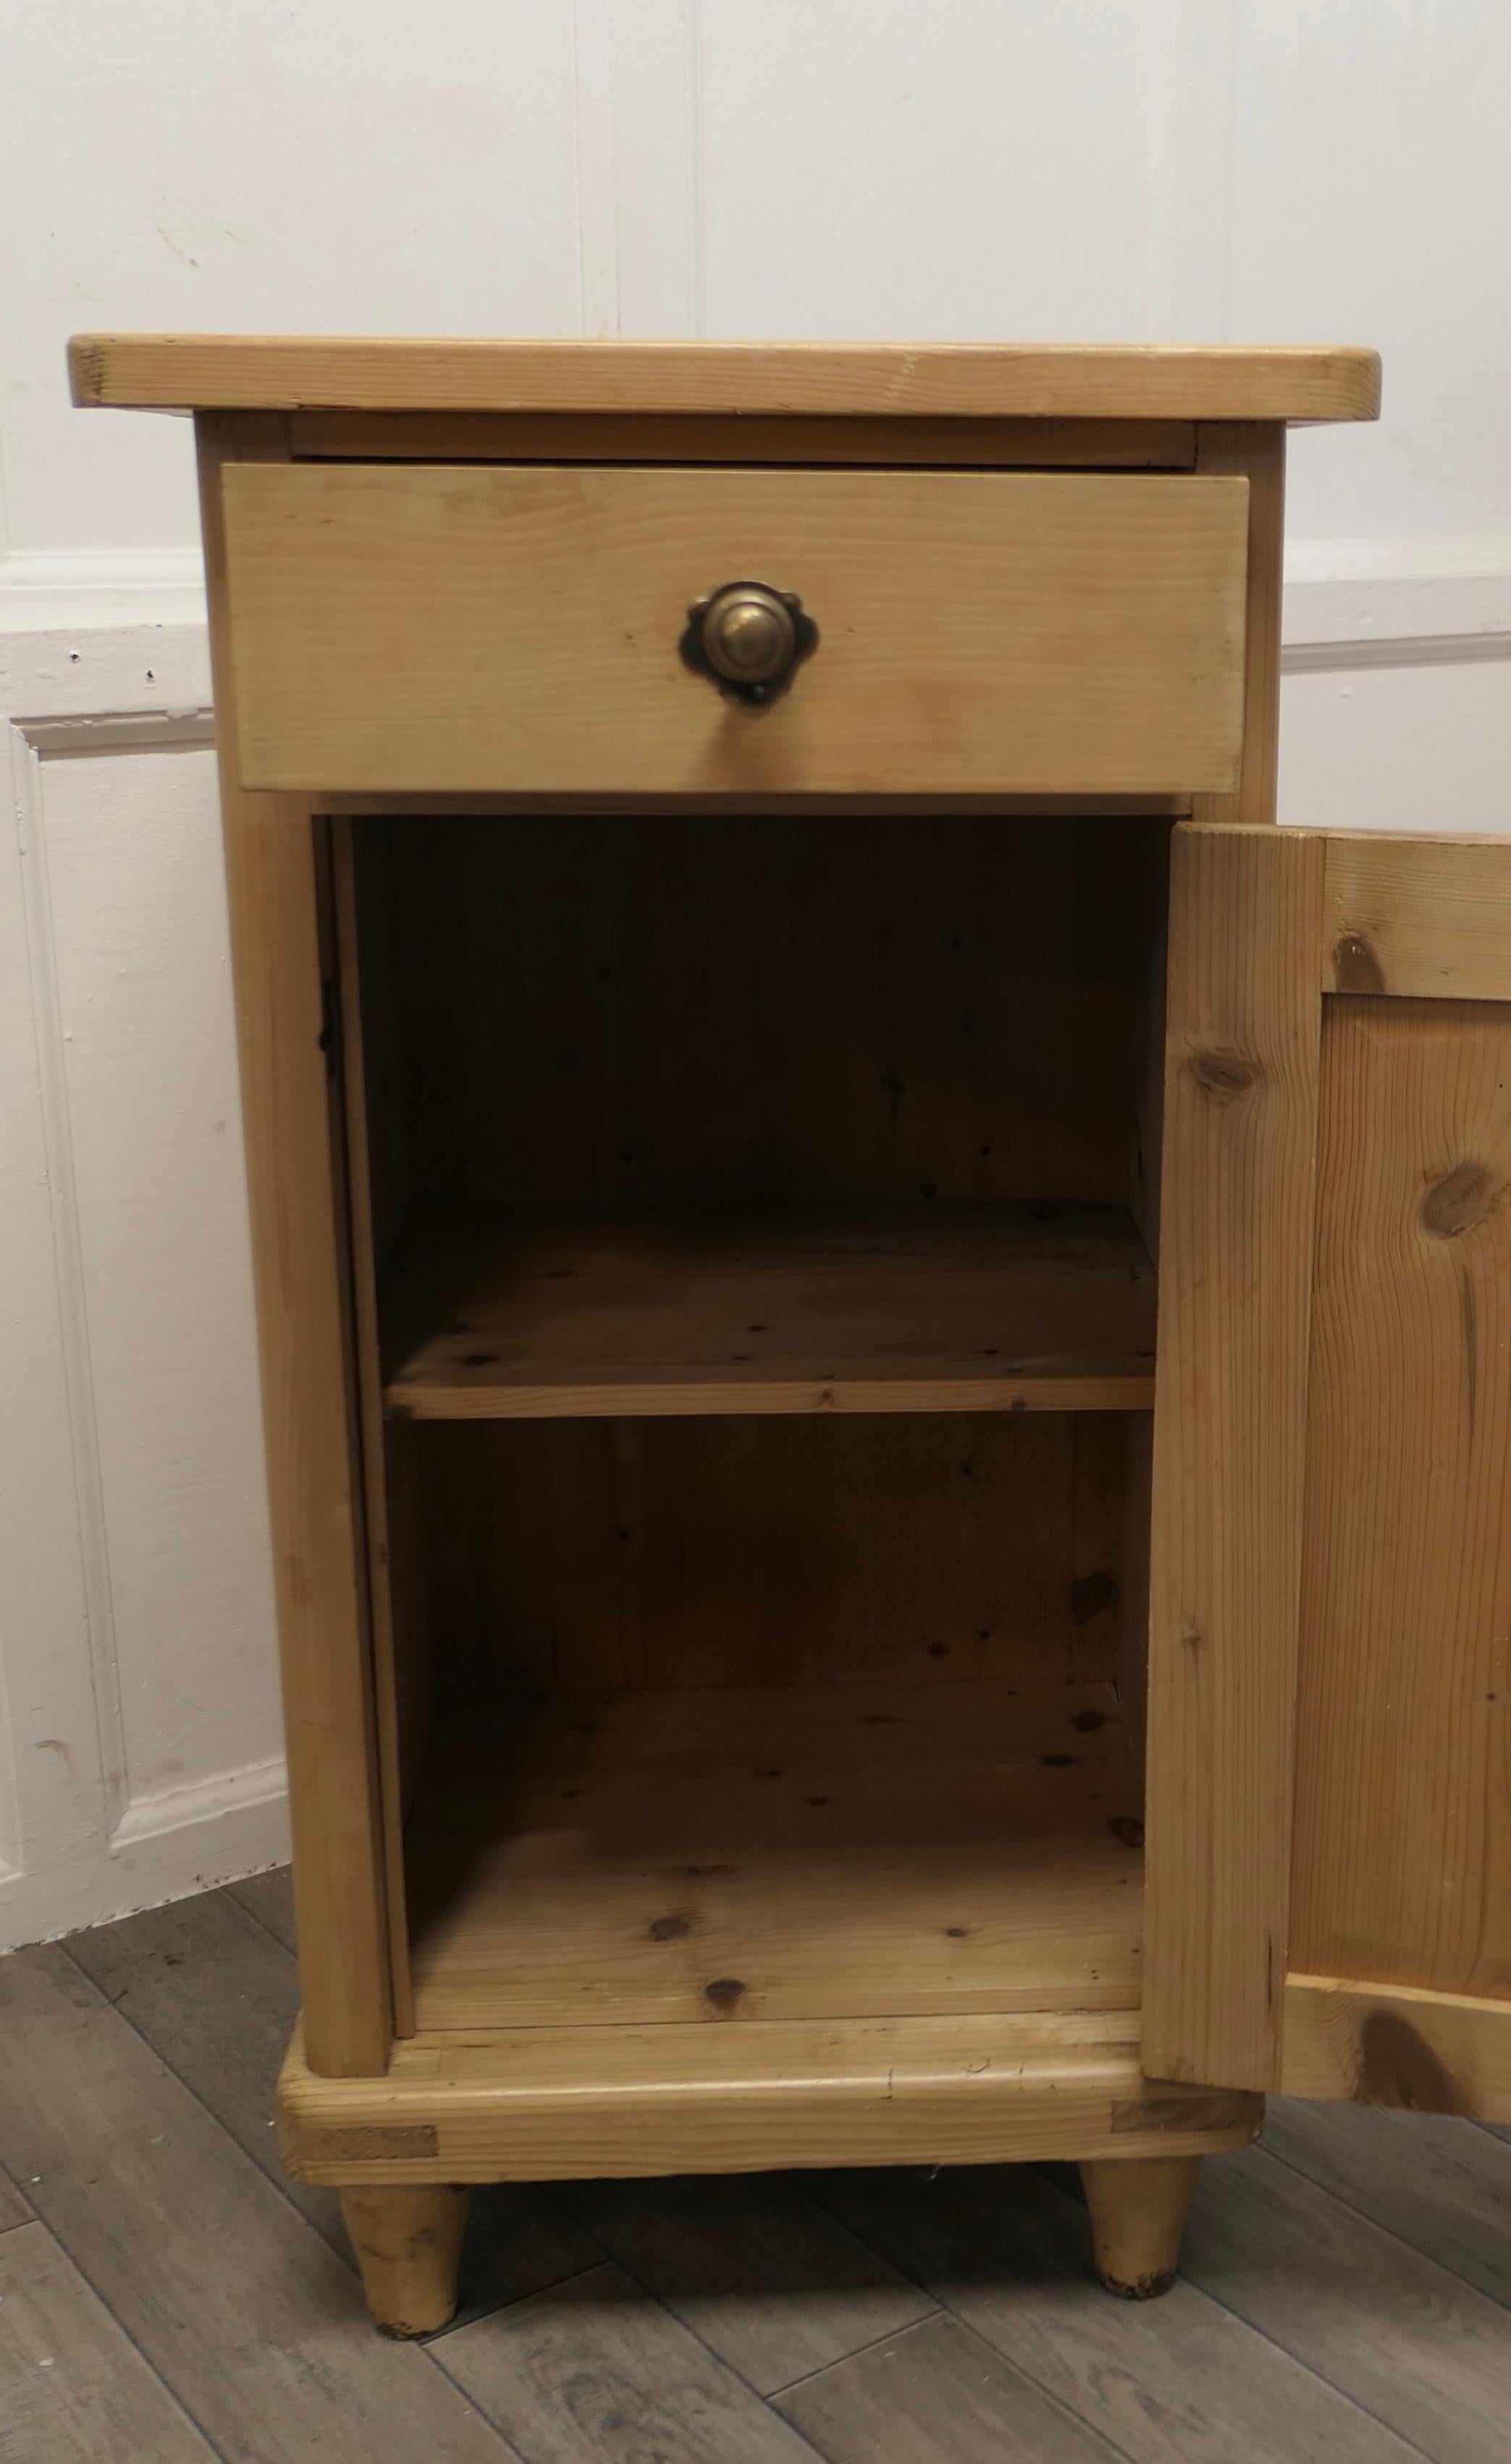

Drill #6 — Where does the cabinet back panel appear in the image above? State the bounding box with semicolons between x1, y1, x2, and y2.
1292;996;1511;2001
413;1413;1127;1697
354;811;1165;1702
380;812;1169;1219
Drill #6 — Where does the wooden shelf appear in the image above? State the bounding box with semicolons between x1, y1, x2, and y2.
403;1678;1145;2037
382;1203;1157;1420
285;1675;1264;2185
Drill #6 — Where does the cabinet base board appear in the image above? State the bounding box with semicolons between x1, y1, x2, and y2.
278;2011;1260;2184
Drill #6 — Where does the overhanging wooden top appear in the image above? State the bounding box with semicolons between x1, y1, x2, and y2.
69;336;1381;424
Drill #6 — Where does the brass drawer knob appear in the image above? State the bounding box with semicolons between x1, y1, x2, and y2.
682;581;818;706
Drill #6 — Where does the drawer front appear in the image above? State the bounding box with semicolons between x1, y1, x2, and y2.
222;463;1248;797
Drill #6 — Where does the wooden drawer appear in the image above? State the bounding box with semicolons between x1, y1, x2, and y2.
221;463;1248;798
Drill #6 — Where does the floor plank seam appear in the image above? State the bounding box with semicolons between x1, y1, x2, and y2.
761;2305;957;2404
800;2174;1158;2463
1176;2295;1445;2464
783;2300;1141;2464
429;2257;609;2343
604;2269;842;2459
42;1934;534;2444
1470;2117;1511;2146
817;2161;1444;2464
8;2193;237;2464
51;1933;374;2274
221;1878;298;1957
1170;2256;1446;2460
28;1885;1504;2464
1258;2137;1511;2313
67;1885;630;2348
217;1880;295;1954
426;2264;839;2464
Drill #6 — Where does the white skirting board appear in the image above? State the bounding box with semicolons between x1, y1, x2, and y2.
0;1762;290;1951
0;558;1507;1951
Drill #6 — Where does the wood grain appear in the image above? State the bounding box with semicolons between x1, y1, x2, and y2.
382;1203;1158;1420
403;1680;1144;2032
0;2221;216;2463
291;408;1198;468
1070;1415;1132;1689
1079;2155;1200;2298
330;819;414;2035
1290;998;1511;2009
378;810;1169;1217
1143;823;1326;2089
417;1413;1124;1695
1326;831;1511;998
1189;425;1285;828
445;1678;1129;1780
323;789;1192;817
221;464;1248;796
1117;1413;1153;1780
342;817;434;1895
1281;1978;1511;2122
371;806;1165;1695
279;2011;1258;2185
197;411;392;2077
340;2184;467;2337
71;335;1383;421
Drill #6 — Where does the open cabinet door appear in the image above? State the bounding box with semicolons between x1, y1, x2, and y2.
1145;823;1511;2117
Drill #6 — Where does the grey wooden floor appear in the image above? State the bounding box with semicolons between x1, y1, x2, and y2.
1;1876;1509;2463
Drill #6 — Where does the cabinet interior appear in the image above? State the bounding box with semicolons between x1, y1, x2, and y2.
342;810;1173;2044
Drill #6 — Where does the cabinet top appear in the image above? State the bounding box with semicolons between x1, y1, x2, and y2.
68;335;1381;424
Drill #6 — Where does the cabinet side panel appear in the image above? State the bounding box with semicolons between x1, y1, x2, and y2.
1190;425;1283;830
330;820;418;2037
1290;996;1511;2003
1144;824;1324;2089
198;413;392;2075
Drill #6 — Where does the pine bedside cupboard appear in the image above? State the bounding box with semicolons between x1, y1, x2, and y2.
72;335;1511;2338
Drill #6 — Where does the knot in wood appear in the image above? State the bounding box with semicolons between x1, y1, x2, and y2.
1188;1048;1258;1103
1332;930;1385;993
1422;1162;1496;1240
1356;2010;1466;2114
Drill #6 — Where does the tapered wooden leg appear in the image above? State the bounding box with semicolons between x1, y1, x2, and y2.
1079;2155;1201;2299
340;2185;468;2337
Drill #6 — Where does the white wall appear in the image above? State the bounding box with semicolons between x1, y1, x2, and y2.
3;0;1510;1944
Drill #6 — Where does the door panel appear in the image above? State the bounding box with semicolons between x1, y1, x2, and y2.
1291;997;1511;2003
1148;823;1511;2115
1142;825;1323;2090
